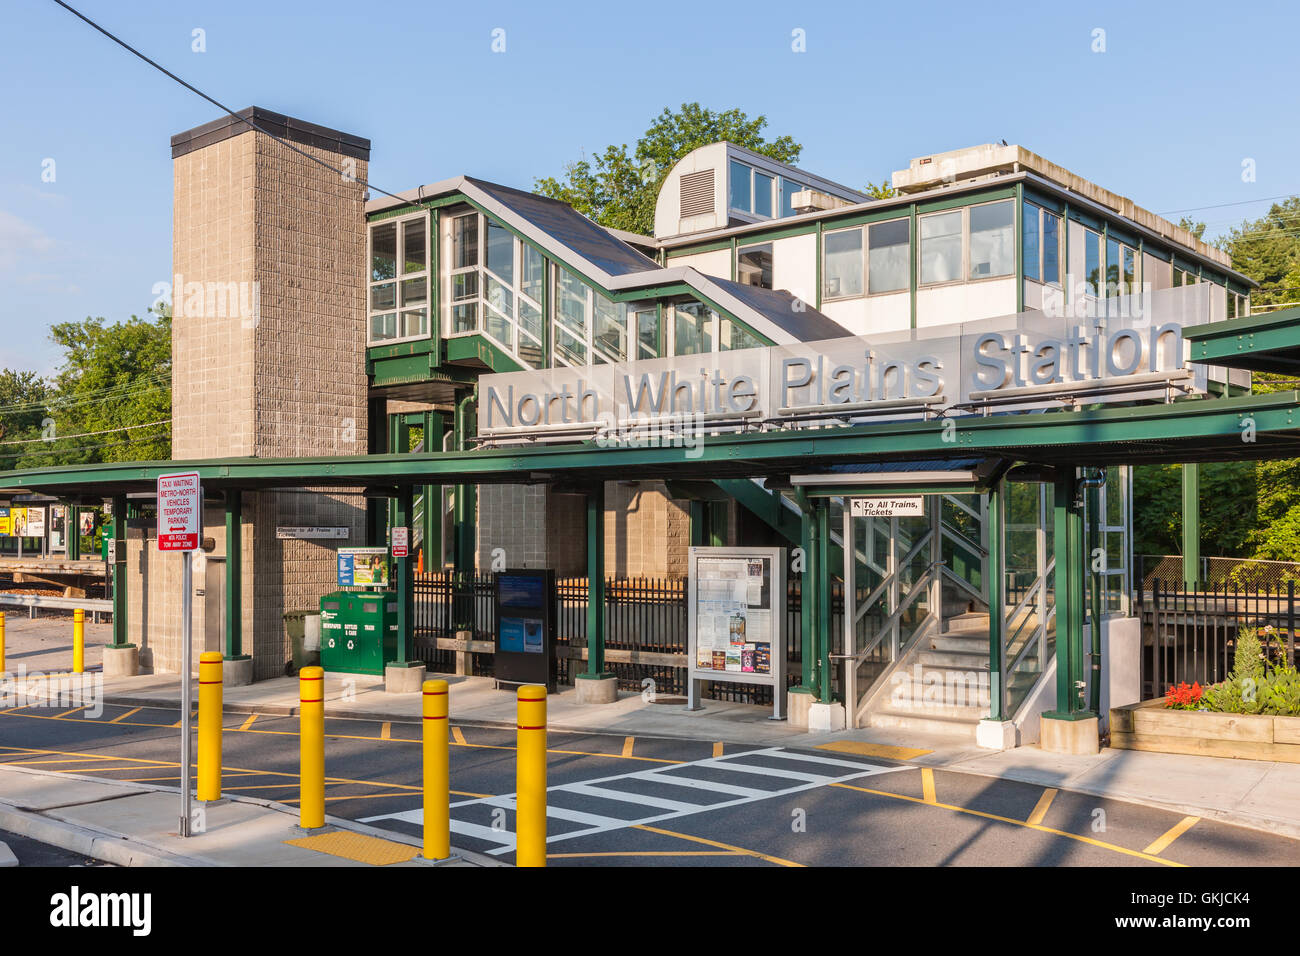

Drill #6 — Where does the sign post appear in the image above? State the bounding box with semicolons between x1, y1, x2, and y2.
157;471;202;837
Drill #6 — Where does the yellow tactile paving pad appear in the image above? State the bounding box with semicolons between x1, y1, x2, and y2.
815;741;932;761
284;831;420;866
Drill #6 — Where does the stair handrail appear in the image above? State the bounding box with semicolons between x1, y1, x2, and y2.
834;560;942;664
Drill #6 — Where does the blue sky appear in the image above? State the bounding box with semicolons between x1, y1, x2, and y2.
3;0;1297;374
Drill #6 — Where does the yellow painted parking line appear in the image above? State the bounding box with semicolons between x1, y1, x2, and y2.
53;705;86;719
56;764;153;773
1143;816;1200;856
109;707;143;724
634;824;803;867
815;740;932;761
1027;788;1058;827
284;831;418;866
239;713;258;731
550;850;741;859
713;742;723;758
921;768;937;805
452;726;467;746
622;736;635;758
831;782;1186;867
381;721;391;741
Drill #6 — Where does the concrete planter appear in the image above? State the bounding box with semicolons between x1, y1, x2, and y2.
102;644;139;678
1110;699;1300;763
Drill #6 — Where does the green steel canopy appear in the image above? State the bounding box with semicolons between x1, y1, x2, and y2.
1186;305;1300;375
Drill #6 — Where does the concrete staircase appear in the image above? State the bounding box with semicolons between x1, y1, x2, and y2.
861;591;1042;741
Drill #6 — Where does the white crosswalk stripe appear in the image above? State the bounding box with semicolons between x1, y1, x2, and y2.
361;746;908;855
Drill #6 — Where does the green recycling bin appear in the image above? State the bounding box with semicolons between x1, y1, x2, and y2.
319;590;399;675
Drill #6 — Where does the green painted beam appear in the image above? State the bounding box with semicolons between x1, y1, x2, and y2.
110;494;127;648
394;485;414;664
1182;462;1200;588
986;479;1005;722
583;483;611;679
1186;305;1300;374
225;489;242;658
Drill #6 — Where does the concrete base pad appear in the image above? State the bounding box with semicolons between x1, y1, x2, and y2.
787;691;815;729
808;701;846;732
223;657;254;687
1041;715;1100;755
574;675;619;704
102;644;139;678
384;663;426;694
976;719;1018;751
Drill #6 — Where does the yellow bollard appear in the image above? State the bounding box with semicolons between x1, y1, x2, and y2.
73;608;84;674
422;679;450;860
515;684;547;867
197;652;223;801
299;666;325;829
0;611;6;674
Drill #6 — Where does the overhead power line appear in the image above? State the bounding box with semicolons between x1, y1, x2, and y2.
50;0;412;205
0;419;171;447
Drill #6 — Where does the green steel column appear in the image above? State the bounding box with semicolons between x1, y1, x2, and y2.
421;410;442;569
111;494;127;647
1086;470;1104;714
583;483;611;679
986;479;1005;722
394;485;414;665
1047;470;1089;719
1182;462;1200;588
689;501;708;547
67;504;79;560
815;499;832;704
224;489;242;659
798;497;814;691
453;392;476;575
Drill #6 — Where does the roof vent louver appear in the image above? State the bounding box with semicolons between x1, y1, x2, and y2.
679;169;715;218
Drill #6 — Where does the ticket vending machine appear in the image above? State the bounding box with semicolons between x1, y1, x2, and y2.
493;569;556;691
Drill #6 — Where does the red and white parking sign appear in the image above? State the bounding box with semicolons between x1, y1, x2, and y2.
157;471;202;552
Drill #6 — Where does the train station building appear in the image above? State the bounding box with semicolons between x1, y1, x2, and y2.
5;106;1298;753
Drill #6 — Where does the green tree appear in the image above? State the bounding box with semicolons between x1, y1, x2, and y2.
17;307;172;467
535;103;803;235
863;179;896;200
0;370;53;470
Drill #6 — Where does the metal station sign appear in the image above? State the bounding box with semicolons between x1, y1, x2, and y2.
156;471;202;552
391;526;409;558
850;496;924;518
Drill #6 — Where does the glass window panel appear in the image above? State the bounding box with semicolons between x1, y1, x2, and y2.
738;244;774;289
593;293;627;360
486;220;514;286
1228;293;1237;320
720;317;763;351
521;244;544;302
1023;203;1040;282
370;281;396;311
1106;238;1121;297
556;268;589;338
519;297;543;343
402;218;426;274
780;178;802;217
920;211;962;284
969;200;1013;279
674;302;712;355
1085;231;1101;296
753;172;773;218
555;324;586;365
371;223;396;281
485;306;513;349
486;273;514;319
729;160;752;212
450;302;477;334
868;219;909;293
370;312;397;340
517;335;542;370
401;276;426;307
401;308;427;338
636;310;659;358
451;271;478;302
823;229;863;298
1122;247;1136;294
1042;213;1060;284
452;214;478;269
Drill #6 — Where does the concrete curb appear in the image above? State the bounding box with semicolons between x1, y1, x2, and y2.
0;840;17;867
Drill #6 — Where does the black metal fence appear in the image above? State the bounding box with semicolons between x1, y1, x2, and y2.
410;571;844;705
1137;578;1298;700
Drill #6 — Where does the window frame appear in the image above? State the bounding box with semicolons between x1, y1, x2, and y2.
916;198;1017;290
367;210;431;346
1022;201;1063;288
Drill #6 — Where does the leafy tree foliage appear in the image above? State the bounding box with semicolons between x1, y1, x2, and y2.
535;103;802;236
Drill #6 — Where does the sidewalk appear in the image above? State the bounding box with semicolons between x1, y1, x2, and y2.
0;764;490;867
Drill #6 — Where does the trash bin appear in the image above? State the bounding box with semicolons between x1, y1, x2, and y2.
283;609;322;673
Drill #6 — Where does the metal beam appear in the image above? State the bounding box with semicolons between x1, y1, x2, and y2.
394;485;413;664
1182;462;1200;588
110;494;127;647
583;483;610;679
225;489;242;658
986;478;1005;722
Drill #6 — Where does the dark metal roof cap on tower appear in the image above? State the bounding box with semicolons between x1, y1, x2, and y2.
170;106;370;160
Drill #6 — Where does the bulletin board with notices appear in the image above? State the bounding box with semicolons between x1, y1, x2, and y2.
687;546;787;719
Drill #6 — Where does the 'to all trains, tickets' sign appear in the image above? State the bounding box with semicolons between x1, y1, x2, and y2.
156;472;202;552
